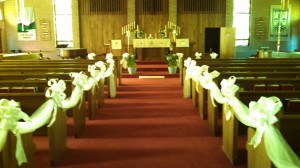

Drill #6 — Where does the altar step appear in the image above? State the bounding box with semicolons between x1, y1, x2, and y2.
122;60;179;78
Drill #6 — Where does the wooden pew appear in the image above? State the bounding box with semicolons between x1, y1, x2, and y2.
0;133;35;168
0;80;86;138
246;127;273;168
192;69;300;109
205;78;300;136
0;93;67;167
181;57;300;85
0;56;122;86
247;112;300;168
221;90;300;165
197;72;300;122
0;59;117;99
0;72;102;121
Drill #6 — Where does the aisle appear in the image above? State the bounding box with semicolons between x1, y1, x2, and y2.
34;77;247;168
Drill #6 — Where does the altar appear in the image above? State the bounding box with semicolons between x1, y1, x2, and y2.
133;39;170;61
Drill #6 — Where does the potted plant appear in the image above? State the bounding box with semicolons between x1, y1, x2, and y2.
165;52;179;74
121;53;137;74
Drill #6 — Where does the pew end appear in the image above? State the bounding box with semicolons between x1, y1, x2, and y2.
247;127;274;168
0;132;35;168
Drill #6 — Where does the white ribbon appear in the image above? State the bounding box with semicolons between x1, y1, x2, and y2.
45;79;67;126
68;72;89;108
95;61;107;81
199;70;227;108
87;65;100;92
248;96;281;148
220;76;239;120
87;53;96;60
0;99;30;165
210;52;218;59
219;80;300;167
195;52;202;59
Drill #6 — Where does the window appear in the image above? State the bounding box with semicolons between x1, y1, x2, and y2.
54;0;73;47
233;0;250;46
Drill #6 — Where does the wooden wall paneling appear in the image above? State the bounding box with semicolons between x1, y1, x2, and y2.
79;0;127;55
177;13;225;57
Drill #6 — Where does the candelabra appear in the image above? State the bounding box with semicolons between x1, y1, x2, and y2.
167;21;181;42
122;21;137;53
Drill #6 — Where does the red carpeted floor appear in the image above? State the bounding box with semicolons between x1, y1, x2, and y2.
33;69;247;168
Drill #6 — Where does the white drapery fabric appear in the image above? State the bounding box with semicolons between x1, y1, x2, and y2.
0;55;116;165
184;57;300;167
0;79;67;165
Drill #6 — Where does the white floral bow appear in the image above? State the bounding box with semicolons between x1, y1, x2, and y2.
248;96;282;148
220;76;239;120
45;79;67;126
0;99;31;165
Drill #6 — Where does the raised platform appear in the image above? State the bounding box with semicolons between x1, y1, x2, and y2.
122;60;179;78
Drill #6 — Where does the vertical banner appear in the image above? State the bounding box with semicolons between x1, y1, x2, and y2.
268;5;290;41
17;7;36;41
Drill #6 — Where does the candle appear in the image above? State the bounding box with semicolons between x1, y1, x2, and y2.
137;25;139;31
165;25;167;32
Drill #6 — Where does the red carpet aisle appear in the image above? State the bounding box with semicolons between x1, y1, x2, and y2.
33;77;247;168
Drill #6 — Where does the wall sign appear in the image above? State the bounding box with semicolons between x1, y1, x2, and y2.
268;5;290;41
39;19;51;41
17;7;36;41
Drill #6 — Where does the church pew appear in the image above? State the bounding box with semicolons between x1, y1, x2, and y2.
0;60;116;99
192;68;300;108
247;113;300;168
221;90;300;165
197;72;300;123
0;132;35;168
207;78;300;136
0;92;67;167
181;57;300;85
0;80;86;138
198;77;300;120
0;56;122;86
246;127;273;168
0;72;103;121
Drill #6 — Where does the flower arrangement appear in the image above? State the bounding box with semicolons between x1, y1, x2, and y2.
165;52;179;67
120;53;136;69
159;29;166;39
136;30;144;39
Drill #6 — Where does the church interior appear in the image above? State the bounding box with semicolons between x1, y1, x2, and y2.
1;0;300;168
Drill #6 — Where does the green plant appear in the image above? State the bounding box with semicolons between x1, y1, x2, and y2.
121;53;136;68
165;53;178;67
